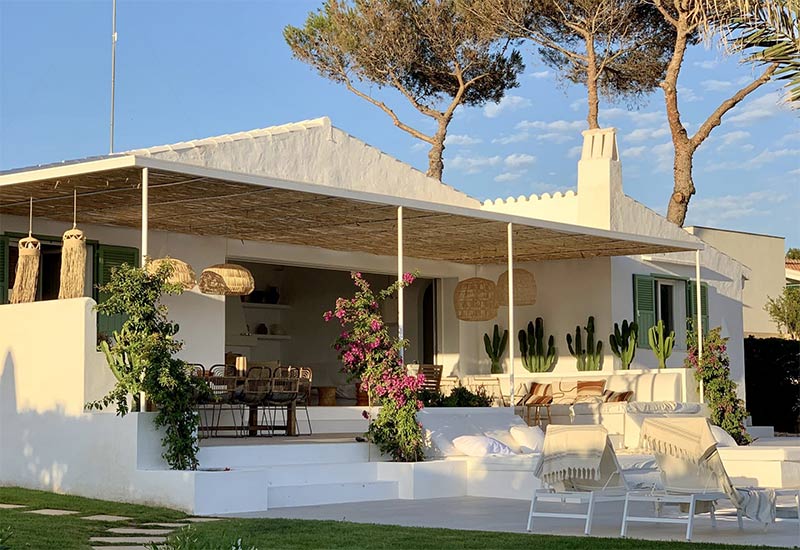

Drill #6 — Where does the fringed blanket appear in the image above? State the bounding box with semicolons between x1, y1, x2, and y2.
535;425;608;486
640;417;717;464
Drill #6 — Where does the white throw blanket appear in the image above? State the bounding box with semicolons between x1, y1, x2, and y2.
535;425;608;486
641;418;776;525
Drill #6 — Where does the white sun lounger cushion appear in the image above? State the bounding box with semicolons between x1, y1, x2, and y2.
510;425;545;454
453;435;514;457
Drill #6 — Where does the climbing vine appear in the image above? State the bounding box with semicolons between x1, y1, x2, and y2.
686;326;751;445
87;262;210;470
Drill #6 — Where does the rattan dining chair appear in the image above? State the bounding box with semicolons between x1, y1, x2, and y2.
292;367;313;435
264;367;300;436
240;366;272;436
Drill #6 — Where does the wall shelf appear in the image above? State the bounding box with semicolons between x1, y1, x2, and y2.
256;334;292;341
241;303;292;310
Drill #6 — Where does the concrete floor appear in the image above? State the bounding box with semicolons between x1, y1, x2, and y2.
223;496;800;548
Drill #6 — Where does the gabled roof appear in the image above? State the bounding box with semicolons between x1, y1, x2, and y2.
124;117;479;209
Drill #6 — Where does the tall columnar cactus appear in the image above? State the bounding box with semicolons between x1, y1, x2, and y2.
566;316;603;371
519;317;557;373
648;320;675;369
483;324;508;374
609;320;638;370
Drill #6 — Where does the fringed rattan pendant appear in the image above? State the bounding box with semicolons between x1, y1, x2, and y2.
199;263;254;296
11;198;40;304
496;269;537;306
147;257;196;290
59;190;87;299
453;277;498;321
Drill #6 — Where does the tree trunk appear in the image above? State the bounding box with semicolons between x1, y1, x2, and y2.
426;118;449;180
667;142;694;226
586;37;600;129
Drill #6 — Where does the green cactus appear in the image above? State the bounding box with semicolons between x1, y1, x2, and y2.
609;320;638;370
566;315;603;371
519;317;557;373
648;320;675;369
483;324;508;374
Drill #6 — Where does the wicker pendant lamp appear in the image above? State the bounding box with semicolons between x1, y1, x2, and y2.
199;263;254;296
11;198;40;304
453;277;498;321
59;190;87;299
496;268;537;306
147;257;196;290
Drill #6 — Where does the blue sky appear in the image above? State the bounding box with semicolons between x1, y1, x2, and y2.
1;0;798;245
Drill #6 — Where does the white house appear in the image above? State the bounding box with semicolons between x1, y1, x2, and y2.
0;119;757;513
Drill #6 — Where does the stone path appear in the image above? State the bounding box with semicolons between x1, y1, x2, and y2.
82;514;133;522
0;504;26;509
27;508;80;516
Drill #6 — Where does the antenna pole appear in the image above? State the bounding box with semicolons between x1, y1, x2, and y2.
109;0;118;154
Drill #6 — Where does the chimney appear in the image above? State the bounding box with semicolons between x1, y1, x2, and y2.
577;128;623;230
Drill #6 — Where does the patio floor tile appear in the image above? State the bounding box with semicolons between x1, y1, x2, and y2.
81;514;133;522
107;527;174;535
90;536;167;544
0;504;26;509
26;508;79;516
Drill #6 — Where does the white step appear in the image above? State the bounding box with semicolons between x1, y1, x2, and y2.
198;442;369;469
266;462;378;487
749;426;775;439
267;480;398;508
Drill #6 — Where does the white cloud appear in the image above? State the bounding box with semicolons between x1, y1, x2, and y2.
778;131;800;145
706;148;800;171
492;131;529;145
717;130;750;146
516;119;585;132
686;190;788;226
569;98;585;112
410;141;428;152
567;145;583;158
494;171;525;182
694;60;719;70
678;85;702;102
529;70;550;79
483;95;531;118
445;133;482;146
625;126;670;142
651;142;674;172
504;153;536;168
449;155;501;173
623;145;648;158
726;91;790;125
535;132;576;144
701;79;733;92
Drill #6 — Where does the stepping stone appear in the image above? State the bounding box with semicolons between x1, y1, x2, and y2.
185;517;221;522
143;522;188;528
82;514;133;522
27;508;79;516
91;547;158;550
90;536;167;544
107;527;174;535
0;504;26;509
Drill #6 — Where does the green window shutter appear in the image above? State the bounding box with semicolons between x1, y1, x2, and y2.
686;282;710;336
700;283;709;335
633;274;656;348
0;236;8;304
95;245;139;338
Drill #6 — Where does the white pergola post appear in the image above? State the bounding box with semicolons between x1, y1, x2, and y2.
141;167;149;266
696;249;704;403
507;223;515;409
398;206;404;362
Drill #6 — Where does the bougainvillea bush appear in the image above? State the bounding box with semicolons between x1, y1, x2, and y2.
324;271;425;462
686;326;751;445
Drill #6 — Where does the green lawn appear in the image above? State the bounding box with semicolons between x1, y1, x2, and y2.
0;486;784;550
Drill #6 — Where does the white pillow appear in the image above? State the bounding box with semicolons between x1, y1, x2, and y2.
509;425;545;453
710;425;739;447
482;429;522;454
452;435;514;457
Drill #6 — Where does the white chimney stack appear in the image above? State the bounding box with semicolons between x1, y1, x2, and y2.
577;128;623;230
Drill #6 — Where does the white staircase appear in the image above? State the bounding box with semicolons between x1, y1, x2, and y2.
197;440;398;510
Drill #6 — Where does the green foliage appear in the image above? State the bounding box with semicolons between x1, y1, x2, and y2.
87;262;211;470
149;526;257;550
686;327;751;445
0;525;12;550
787;248;800;260
483;324;508;374
420;385;493;407
609;319;638;370
519;318;557;373
566;316;603;371
765;286;800;340
648;319;675;369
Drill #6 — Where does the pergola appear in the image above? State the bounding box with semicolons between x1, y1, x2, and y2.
0;155;706;404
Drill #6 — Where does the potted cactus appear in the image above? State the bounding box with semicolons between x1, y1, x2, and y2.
648;320;675;369
519;318;557;373
609;320;638;370
483;324;508;374
566;316;603;371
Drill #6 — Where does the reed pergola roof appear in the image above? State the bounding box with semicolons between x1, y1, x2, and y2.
0;156;702;264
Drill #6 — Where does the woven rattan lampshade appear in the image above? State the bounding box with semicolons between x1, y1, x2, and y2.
147;257;196;290
496;268;537;306
453;277;498;321
199;263;254;296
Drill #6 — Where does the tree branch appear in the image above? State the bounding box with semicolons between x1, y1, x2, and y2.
343;80;434;144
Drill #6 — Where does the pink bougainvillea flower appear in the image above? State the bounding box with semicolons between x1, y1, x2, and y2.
402;272;415;285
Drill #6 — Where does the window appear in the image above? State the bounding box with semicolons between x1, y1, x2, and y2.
634;274;705;349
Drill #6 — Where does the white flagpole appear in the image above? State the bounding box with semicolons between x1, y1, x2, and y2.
110;0;118;154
